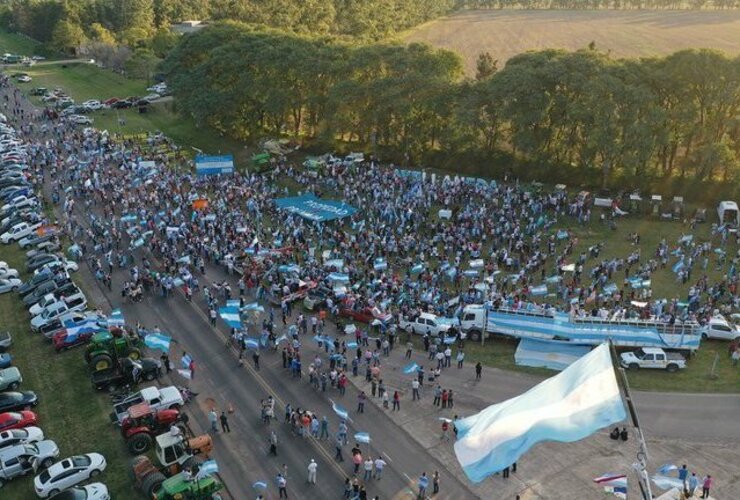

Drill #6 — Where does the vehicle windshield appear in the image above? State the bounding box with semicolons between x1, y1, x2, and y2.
634;348;645;357
38;469;50;483
71;455;91;467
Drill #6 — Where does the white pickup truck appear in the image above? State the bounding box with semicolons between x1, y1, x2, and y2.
620;348;686;372
399;312;454;337
110;386;185;424
1;221;42;244
700;315;740;341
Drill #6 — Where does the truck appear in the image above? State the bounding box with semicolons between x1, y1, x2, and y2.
700;315;740;341
110;386;185;425
30;297;88;331
620;347;686;372
1;221;42;244
459;304;701;350
399;312;453;337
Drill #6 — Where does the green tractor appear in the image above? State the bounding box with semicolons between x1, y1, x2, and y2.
85;328;143;371
152;473;224;500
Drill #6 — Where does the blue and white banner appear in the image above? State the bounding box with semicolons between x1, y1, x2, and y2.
195;154;234;176
515;338;590;371
330;400;351;421
107;309;125;327
354;432;371;443
327;272;350;283
144;333;172;352
219;306;242;329
403;362;419;374
181;354;192;369
195;459;219;479
454;344;626;483
274;194;357;222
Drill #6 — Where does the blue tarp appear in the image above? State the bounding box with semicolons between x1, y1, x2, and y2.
514;338;590;371
274;194;357;222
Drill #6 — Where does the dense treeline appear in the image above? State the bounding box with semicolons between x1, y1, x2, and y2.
0;0;456;46
163;22;740;191
456;0;739;8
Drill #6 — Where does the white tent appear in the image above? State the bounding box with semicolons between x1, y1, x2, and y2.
717;200;739;226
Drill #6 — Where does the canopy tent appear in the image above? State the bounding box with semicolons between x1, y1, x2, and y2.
274;194;357;222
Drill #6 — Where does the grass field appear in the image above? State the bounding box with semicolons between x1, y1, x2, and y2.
0;246;137;500
404;10;740;74
0;30;49;59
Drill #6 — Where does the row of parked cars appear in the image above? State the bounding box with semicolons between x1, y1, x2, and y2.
0;114;110;498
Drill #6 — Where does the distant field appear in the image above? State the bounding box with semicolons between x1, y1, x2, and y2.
405;10;740;74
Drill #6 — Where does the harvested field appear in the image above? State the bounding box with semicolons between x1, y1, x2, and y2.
405;10;740;74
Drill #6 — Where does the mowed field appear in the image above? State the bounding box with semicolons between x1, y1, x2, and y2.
405;10;740;74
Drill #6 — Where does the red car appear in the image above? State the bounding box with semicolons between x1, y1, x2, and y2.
0;411;38;431
339;306;393;324
52;329;97;352
103;97;119;106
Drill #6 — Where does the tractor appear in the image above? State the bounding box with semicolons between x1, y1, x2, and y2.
84;327;142;371
153;474;224;500
131;432;213;498
121;403;185;454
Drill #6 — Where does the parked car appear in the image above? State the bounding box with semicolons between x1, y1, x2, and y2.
81;100;102;111
68;115;93;126
18;270;60;296
34;259;79;275
26;253;60;272
23;280;74;308
620;348;686;372
48;483;110;500
0;354;11;369
701;315;740;341
16;75;31;83
34;453;107;498
1;220;42;244
91;358;161;391
110;100;131;109
0;331;11;352
0;392;38;412
0;427;44;450
0;194;37;213
0;440;60;486
0;367;22;391
19;232;57;249
0;267;19;280
399;312;453;336
0;411;37;431
30;298;88;330
0;277;21;294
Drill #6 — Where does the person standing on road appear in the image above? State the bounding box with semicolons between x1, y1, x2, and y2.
374;456;386;480
701;474;712;498
363;456;374;480
276;473;288;498
417;472;429;499
405;341;413;359
433;385;442;406
456;350;465;368
412;379;420;401
335;434;345;461
320;416;329;440
208;409;218;433
392;390;401;411
269;430;278;455
432;471;440;494
209;307;217;326
307;459;318;484
219;412;230;433
253;350;260;370
475;362;482;380
357;391;367;413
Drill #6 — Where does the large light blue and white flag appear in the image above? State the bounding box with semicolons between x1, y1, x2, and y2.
453;344;626;483
656;463;678;476
107;309;125;327
218;306;242;329
354;432;371;444
195;459;219;479
403;362;419;374
144;333;171;352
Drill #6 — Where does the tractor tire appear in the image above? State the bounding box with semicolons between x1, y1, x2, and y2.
90;353;113;371
126;347;142;361
143;370;156;381
140;471;166;497
128;433;153;454
129;456;149;481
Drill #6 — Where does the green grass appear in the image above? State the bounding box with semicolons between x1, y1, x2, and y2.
0;246;137;499
0;30;48;58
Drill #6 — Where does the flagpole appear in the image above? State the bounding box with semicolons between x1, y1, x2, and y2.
608;341;653;500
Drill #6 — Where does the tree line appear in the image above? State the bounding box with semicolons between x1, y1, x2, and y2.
456;0;739;8
162;22;740;195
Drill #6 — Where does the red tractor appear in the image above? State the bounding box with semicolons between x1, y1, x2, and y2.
121;402;184;454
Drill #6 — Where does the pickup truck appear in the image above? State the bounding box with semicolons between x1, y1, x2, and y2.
701;315;740;341
399;312;453;337
92;358;161;392
620;348;686;372
23;280;74;308
30;298;88;331
0;221;41;244
29;290;86;317
110;386;184;425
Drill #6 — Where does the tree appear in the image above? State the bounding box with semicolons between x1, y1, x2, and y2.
475;51;498;81
89;22;116;45
51;19;86;54
125;47;160;85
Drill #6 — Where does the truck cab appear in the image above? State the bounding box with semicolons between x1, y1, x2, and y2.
155;433;212;475
460;305;487;341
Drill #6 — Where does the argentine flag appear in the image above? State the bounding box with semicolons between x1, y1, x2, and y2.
107;309;125;327
218;306;242;329
195;459;219;479
144;333;171;352
403;362;419;374
354;432;371;443
330;400;351;422
454;344;626;483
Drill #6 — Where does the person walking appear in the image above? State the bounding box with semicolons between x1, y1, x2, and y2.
392;390;401;411
320;416;330;440
417;472;429;499
412;379;420;401
405;341;413;359
701;474;712;499
475;362;482;380
440;420;450;441
432;471;440;494
357;391;366;413
219;412;230;433
687;473;699;497
269;430;278;455
433;385;442;406
307;459;318;485
208;409;218;433
253;351;260;370
335;435;345;461
277;473;288;498
456;350;464;369
448;389;454;408
352;449;363;474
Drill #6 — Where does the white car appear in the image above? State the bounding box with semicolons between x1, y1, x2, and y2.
0;427;44;450
16;76;31;83
81;100;102;111
701;315;740;341
31;299;88;330
34;453;107;498
34;259;79;275
68;115;92;126
1;195;37;213
52;482;110;500
0;267;19;279
1;221;42;243
0;277;22;294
